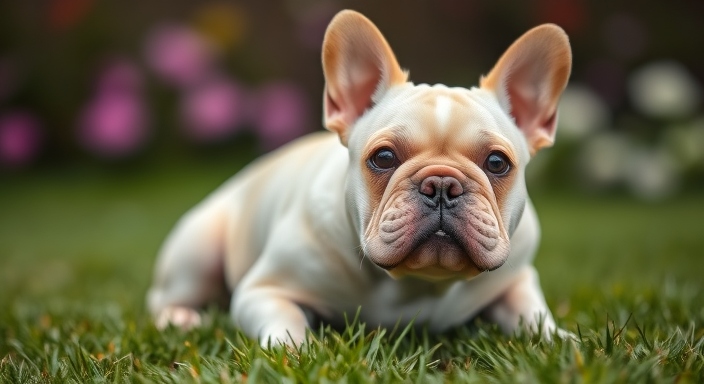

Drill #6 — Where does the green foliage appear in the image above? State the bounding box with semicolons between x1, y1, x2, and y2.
1;165;703;383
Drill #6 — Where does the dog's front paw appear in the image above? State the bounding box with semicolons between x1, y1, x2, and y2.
154;306;202;330
553;327;578;342
531;319;579;343
259;326;307;349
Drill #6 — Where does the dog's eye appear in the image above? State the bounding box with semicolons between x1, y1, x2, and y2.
369;148;398;170
485;152;510;176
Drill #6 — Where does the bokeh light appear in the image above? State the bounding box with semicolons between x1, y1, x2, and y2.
628;61;702;120
0;1;700;200
253;82;311;150
145;24;215;89
77;59;149;158
0;112;42;168
181;76;246;142
193;2;249;52
557;84;610;141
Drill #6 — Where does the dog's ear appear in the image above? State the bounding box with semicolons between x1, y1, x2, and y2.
481;24;572;156
322;10;408;146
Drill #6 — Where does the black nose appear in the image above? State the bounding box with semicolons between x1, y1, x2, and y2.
419;176;464;208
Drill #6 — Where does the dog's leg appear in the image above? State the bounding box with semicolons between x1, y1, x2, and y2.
147;201;230;330
482;265;571;340
231;286;310;348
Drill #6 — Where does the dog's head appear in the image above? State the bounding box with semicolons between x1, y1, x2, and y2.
322;10;571;281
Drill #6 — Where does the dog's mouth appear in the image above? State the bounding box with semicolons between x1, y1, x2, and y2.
434;229;449;238
426;229;463;250
377;224;482;280
427;226;463;246
368;186;511;280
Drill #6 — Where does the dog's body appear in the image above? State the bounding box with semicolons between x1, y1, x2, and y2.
148;10;573;346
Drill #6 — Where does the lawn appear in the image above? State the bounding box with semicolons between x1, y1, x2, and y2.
1;161;703;383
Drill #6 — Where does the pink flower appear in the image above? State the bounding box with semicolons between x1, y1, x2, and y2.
0;112;42;168
78;92;148;158
77;58;149;158
144;24;214;88
181;77;246;142
253;82;312;149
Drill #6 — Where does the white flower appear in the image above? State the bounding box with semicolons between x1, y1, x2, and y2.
557;84;610;141
628;61;701;119
578;132;630;188
624;146;680;201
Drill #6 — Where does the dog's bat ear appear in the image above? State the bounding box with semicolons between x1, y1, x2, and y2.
481;24;572;156
321;10;408;146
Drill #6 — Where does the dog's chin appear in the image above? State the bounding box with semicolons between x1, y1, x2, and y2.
378;231;485;281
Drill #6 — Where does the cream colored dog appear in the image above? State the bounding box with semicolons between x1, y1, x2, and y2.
147;10;573;346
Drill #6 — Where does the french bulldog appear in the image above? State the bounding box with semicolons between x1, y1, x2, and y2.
147;10;573;346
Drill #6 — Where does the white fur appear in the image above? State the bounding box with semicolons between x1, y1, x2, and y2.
435;95;453;131
147;13;571;347
147;89;565;346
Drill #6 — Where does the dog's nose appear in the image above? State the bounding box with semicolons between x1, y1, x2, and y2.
419;176;464;208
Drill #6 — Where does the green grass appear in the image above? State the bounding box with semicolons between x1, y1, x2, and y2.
1;162;703;383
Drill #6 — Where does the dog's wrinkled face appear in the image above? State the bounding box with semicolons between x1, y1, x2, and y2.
321;11;571;281
347;85;529;280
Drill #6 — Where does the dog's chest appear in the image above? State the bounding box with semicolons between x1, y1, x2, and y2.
342;277;470;331
336;260;527;332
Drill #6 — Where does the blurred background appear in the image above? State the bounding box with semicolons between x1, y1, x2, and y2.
0;0;703;199
0;0;703;317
